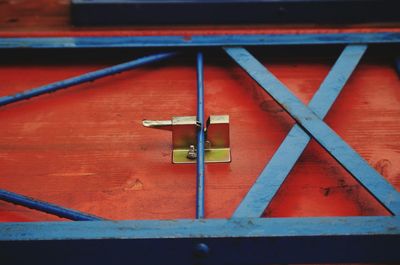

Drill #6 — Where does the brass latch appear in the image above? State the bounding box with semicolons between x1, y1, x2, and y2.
142;115;231;164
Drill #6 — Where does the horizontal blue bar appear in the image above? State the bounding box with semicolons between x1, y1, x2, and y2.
233;45;367;217
0;217;399;264
0;52;176;107
0;33;399;49
224;47;400;215
0;189;104;221
0;216;397;240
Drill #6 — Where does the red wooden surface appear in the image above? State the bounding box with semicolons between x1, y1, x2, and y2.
0;0;399;223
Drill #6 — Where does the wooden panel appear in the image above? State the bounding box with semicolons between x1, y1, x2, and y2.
0;3;399;265
0;47;398;221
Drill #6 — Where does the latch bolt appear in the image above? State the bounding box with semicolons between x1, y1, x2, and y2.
142;115;231;164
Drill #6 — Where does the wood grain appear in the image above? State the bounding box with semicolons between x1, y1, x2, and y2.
0;48;398;221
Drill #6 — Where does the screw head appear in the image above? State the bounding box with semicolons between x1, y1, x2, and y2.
187;144;197;160
194;243;210;258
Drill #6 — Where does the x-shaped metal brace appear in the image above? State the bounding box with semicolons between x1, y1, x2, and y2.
225;45;400;217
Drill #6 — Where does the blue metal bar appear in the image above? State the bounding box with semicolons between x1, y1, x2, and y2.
233;45;367;217
196;52;205;219
0;216;397;240
1;217;399;264
0;189;104;221
0;52;177;107
224;47;400;215
0;33;400;49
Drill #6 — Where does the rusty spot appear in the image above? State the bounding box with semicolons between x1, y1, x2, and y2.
323;188;330;196
374;159;391;177
183;35;192;41
7;18;19;23
124;178;143;191
140;145;147;151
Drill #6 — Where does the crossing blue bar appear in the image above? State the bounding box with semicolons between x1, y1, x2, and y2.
196;52;205;219
0;32;399;49
233;45;367;217
225;47;400;216
0;189;104;221
0;52;176;107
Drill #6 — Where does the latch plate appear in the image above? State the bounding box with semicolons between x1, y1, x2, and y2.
143;115;231;164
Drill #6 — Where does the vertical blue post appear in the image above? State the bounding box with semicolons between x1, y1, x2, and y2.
196;52;205;219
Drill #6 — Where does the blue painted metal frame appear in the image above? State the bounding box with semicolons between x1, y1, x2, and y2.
233;45;367;217
0;32;400;48
0;32;400;264
1;217;400;264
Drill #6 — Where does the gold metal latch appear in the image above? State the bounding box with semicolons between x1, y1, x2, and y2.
142;115;231;164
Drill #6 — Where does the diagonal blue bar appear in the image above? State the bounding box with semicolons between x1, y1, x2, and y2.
225;47;400;216
0;52;177;107
233;45;367;218
0;189;104;221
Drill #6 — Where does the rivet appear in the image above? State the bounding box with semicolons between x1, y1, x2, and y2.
194;243;210;258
